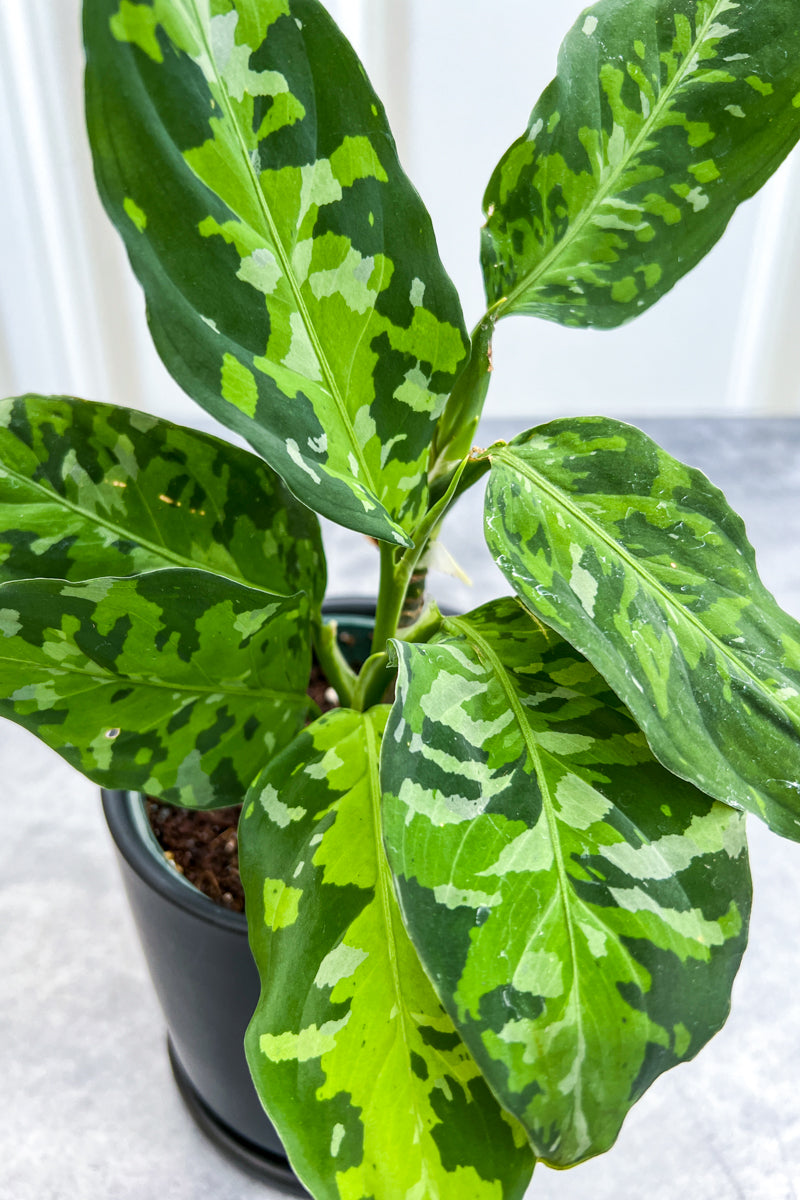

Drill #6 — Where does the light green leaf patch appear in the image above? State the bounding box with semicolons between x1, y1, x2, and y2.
262;878;303;929
240;706;534;1200
382;599;751;1165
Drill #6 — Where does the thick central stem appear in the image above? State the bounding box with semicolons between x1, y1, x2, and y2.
370;542;408;658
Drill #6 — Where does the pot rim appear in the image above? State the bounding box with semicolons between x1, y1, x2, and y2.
102;788;249;932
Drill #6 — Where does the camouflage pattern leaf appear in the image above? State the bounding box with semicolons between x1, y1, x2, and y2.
482;0;800;327
240;706;534;1200
0;395;325;602
84;0;468;544
381;598;751;1166
484;417;800;841
0;568;311;807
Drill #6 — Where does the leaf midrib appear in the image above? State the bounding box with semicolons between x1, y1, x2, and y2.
0;462;262;586
493;445;800;734
184;0;376;492
443;616;720;1158
0;649;302;702
364;710;433;1167
446;615;590;1123
495;0;733;315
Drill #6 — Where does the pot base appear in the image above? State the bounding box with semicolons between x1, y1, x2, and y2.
168;1039;308;1196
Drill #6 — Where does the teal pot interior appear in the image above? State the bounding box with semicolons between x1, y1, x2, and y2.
102;601;376;1193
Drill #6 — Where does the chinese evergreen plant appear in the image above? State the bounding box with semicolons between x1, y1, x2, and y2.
2;0;800;1195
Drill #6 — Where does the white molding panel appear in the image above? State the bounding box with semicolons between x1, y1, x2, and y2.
0;0;797;422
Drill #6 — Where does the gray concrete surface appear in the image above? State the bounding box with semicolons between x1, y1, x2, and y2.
2;418;800;1199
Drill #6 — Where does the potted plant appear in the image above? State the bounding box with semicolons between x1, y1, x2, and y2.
2;0;800;1196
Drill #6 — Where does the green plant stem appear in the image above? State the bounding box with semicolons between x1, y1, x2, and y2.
368;312;495;662
429;313;496;504
355;601;445;710
370;460;470;660
352;651;392;711
370;541;406;658
395;600;444;644
312;613;357;708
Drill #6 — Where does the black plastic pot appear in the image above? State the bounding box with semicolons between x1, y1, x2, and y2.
102;601;377;1192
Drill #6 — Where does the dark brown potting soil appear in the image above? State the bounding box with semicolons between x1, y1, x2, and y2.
146;799;245;909
145;661;340;912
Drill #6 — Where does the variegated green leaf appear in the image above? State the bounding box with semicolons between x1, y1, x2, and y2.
0;569;310;807
484;417;800;841
0;394;325;601
482;0;800;327
240;706;534;1200
84;0;468;545
381;598;751;1166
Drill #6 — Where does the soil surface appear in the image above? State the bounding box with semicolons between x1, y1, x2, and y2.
146;661;340;911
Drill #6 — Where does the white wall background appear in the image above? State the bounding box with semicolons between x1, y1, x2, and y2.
1;0;800;428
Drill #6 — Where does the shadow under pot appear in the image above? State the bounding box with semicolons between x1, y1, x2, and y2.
101;601;378;1194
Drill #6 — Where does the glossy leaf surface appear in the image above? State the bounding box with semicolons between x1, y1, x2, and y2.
482;0;800;327
0;569;310;807
485;418;800;840
241;706;534;1200
0;395;325;601
382;599;751;1165
84;0;468;544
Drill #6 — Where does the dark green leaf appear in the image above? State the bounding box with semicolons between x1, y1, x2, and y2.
84;0;468;544
485;417;800;840
241;706;534;1200
382;598;751;1165
0;568;311;807
482;0;800;327
0;394;325;601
